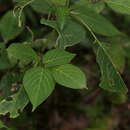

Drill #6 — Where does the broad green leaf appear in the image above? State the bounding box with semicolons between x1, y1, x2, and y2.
0;87;29;118
96;43;128;93
0;73;14;98
51;0;66;6
23;67;55;111
56;20;86;48
72;8;120;36
41;18;86;48
105;0;130;15
0;11;25;42
76;11;128;92
52;64;87;89
43;49;76;67
0;43;13;70
0;56;13;70
31;0;53;14
72;0;105;13
0;120;7;128
102;43;126;73
40;18;59;31
56;7;70;30
7;43;39;65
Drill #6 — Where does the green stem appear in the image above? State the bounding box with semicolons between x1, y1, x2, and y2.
26;26;34;42
13;0;34;27
71;13;100;45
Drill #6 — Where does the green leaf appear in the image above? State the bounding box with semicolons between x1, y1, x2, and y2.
96;43;128;93
52;64;87;89
51;0;66;6
0;73;14;98
41;18;86;48
75;11;128;93
0;87;29;118
31;0;53;14
0;10;25;42
72;0;105;13
56;20;86;48
105;0;130;15
40;18;59;31
23;67;55;111
56;7;70;30
102;43;126;73
72;8;120;36
7;43;39;65
0;56;13;70
43;49;76;67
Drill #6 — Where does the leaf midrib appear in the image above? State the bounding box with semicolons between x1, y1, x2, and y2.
33;69;44;107
55;67;84;88
106;0;130;10
44;55;73;64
